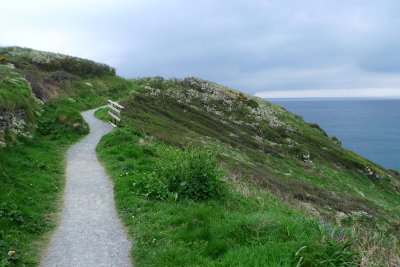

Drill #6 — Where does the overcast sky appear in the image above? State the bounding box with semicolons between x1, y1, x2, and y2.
2;0;400;97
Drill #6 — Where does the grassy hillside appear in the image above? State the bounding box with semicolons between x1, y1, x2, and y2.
0;101;88;266
0;46;132;104
120;77;400;225
0;47;134;266
0;46;135;148
1;46;399;266
0;63;41;146
96;77;400;266
0;63;38;111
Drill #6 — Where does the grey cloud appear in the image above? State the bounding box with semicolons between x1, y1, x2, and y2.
2;0;400;96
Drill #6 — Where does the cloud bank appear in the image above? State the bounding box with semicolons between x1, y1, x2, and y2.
2;0;400;97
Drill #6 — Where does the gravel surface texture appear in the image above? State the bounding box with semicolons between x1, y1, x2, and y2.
41;108;132;267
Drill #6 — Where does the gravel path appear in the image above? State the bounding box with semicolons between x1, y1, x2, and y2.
41;109;132;267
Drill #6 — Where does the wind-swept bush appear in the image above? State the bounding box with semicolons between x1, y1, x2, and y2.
158;147;224;201
130;146;224;201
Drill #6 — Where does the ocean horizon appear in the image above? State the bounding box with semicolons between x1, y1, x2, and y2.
269;97;400;171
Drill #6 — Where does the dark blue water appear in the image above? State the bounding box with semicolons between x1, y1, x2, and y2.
270;98;400;171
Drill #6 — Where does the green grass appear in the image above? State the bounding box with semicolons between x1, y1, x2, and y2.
2;46;400;266
0;64;37;111
0;100;88;266
96;77;400;266
0;86;134;266
0;46;115;77
0;47;136;265
94;107;109;121
118;77;400;228
97;126;357;266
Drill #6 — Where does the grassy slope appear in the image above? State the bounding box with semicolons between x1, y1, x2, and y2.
0;64;39;146
0;47;134;266
0;101;87;266
120;77;400;225
1;45;399;266
96;77;400;266
0;64;37;111
97;126;356;266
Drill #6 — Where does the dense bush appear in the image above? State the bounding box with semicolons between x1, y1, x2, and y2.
114;140;223;201
37;100;88;139
0;47;115;77
330;136;342;146
159;147;224;201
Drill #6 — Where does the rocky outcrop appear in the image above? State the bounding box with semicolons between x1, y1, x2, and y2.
364;166;383;180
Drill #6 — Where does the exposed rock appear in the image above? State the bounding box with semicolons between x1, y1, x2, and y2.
364;167;374;176
7;250;16;258
302;153;312;163
364;166;382;180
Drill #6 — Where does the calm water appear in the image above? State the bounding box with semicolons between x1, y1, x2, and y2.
270;98;400;171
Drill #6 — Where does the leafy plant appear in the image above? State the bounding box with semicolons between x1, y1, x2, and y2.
126;146;225;201
158;147;224;201
131;172;169;200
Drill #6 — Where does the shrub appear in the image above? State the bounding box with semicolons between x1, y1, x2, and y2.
330;136;342;146
158;147;224;201
307;122;328;137
129;146;225;201
37;100;88;138
246;98;259;109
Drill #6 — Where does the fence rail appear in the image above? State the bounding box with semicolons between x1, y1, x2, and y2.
108;100;124;127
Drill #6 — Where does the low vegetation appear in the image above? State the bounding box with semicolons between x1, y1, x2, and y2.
96;76;400;266
97;125;357;266
119;77;400;225
0;101;87;266
0;63;38;111
0;47;134;266
1;47;399;266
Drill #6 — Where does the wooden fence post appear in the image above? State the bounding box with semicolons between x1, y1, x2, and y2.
107;100;124;127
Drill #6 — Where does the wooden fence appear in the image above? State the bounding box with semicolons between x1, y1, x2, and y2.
108;100;124;127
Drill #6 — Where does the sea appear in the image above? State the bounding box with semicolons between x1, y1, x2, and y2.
269;98;400;171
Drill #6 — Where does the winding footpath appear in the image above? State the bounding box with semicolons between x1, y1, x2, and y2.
41;109;132;267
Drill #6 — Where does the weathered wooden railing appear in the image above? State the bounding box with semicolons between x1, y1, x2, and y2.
108;100;124;127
